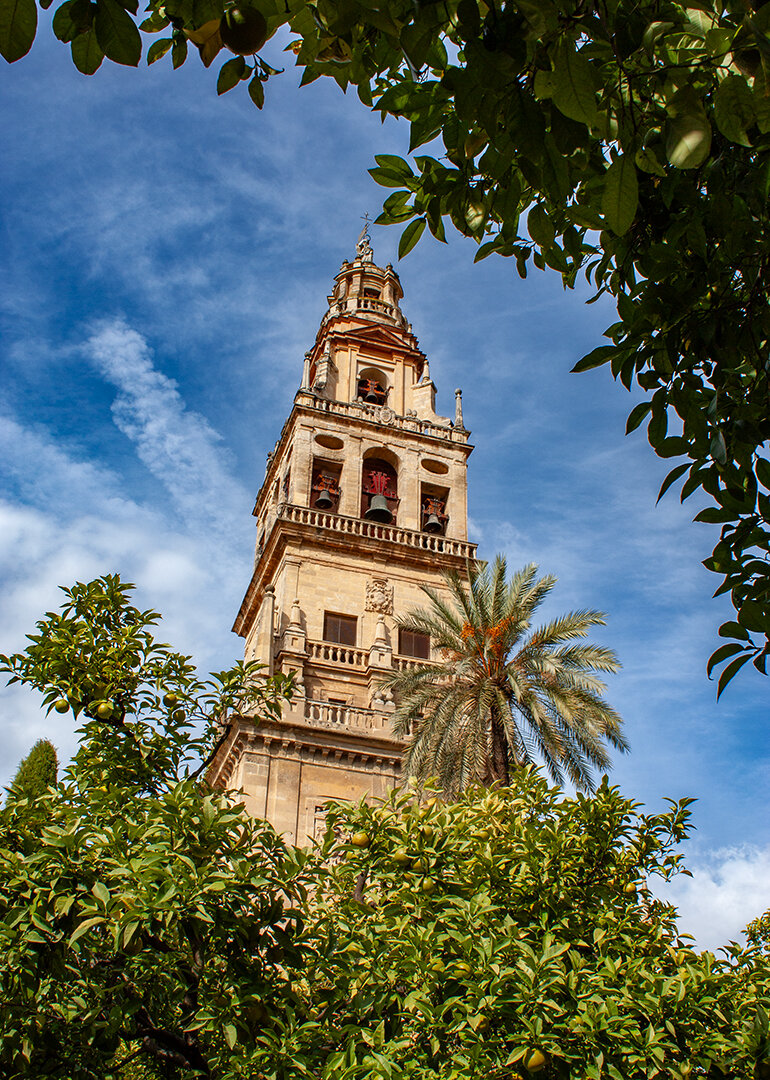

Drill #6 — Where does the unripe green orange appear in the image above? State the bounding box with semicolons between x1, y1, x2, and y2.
54;698;69;714
525;1050;547;1072
421;877;436;895
351;831;371;848
163;692;178;707
220;5;268;55
96;702;113;719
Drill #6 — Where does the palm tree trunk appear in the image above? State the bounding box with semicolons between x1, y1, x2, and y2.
488;705;510;786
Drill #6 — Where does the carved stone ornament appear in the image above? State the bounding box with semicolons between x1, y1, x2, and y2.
378;406;395;425
365;578;393;615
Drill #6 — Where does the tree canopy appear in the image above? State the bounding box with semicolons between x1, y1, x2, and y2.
0;575;768;1077
3;0;770;689
7;738;58;801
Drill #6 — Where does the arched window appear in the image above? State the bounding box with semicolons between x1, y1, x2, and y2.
357;367;388;406
361;455;398;524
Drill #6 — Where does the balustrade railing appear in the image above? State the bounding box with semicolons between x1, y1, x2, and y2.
279;504;476;559
300;395;469;444
307;640;367;667
303;699;398;738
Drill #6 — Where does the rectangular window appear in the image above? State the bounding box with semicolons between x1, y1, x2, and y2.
323;613;357;646
399;629;430;659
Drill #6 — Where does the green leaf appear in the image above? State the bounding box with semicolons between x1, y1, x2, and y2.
248;73;264;108
171;36;187;69
552;42;597;126
717;621;751;641
716;652;751;698
710;430;727;465
94;0;140;65
69;916;104;945
224;1024;238;1049
374;154;414;180
706;641;745;678
602;155;638;236
666;112;711;169
0;0;37;62
218;54;245;94
626;402;652;434
657;462;689;502
571;346;614;373
737;600;768;634
71;27;104;73
147;36;172;64
527;204;555;248
714;75;754;147
398;217;426;259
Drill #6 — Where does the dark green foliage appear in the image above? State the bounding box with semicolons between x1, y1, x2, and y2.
0;576;768;1077
9;738;58;800
6;0;769;687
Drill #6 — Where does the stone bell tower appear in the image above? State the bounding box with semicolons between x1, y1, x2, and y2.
208;228;476;843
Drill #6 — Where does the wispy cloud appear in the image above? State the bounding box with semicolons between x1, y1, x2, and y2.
84;319;249;550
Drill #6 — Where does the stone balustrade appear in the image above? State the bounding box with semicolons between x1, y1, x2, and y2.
279;503;476;559
307;640;367;667
304;699;398;738
303;395;469;444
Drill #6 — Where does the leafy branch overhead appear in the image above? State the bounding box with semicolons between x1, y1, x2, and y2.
4;0;770;690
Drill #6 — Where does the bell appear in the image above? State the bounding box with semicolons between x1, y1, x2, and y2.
424;513;442;534
365;494;392;524
364;389;380;403
315;488;334;510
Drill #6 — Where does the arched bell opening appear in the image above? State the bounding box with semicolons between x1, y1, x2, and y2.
421;485;448;535
310;459;342;513
361;455;399;525
357;366;389;406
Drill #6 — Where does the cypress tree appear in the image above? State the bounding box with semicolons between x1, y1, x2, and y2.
10;738;58;800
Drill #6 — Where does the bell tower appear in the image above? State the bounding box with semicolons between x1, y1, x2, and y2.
208;229;476;843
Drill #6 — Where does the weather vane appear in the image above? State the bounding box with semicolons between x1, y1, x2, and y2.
356;212;374;262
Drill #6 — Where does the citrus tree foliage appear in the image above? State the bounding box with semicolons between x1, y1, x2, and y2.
302;778;769;1080
0;576;306;1079
0;576;768;1077
382;557;624;795
6;738;58;801
4;0;769;689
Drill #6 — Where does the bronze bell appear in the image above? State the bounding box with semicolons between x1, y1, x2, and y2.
365;494;393;523
424;513;443;534
315;488;334;510
364;389;380;403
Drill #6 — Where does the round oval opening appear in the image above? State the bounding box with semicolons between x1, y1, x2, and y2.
422;458;449;475
315;434;344;450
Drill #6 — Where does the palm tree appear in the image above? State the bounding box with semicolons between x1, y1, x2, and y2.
382;557;626;795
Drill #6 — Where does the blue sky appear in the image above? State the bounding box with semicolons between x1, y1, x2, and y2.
1;22;768;949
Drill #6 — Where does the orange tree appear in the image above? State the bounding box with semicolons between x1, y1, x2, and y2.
0;576;767;1077
4;0;770;688
0;576;307;1079
297;779;769;1080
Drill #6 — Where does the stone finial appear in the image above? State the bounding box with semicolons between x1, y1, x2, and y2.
420;360;431;384
374;615;388;645
455;388;465;429
288;598;302;630
300;351;312;390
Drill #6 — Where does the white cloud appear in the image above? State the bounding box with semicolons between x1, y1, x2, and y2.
84;319;249;552
658;845;770;952
0;323;259;786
